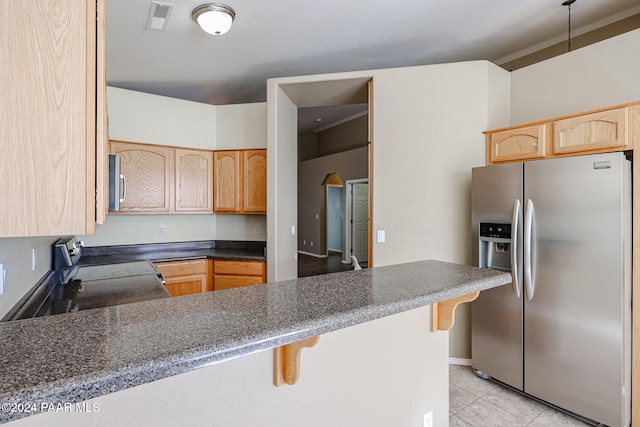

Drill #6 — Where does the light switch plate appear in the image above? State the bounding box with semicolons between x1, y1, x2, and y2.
377;230;386;243
0;263;5;295
423;411;433;427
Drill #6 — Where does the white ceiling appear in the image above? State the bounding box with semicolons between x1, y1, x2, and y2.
107;0;640;112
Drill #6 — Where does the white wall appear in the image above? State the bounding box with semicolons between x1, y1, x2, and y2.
10;306;447;427
511;28;640;124
82;89;268;246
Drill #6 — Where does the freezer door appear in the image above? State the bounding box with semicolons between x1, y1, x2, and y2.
471;162;524;390
523;152;631;427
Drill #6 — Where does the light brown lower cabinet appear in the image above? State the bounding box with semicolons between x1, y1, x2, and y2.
154;259;266;295
214;260;266;290
154;259;213;297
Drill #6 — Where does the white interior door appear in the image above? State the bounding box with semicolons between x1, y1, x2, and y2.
352;182;369;265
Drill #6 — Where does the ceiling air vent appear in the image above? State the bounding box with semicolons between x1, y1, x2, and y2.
146;1;174;31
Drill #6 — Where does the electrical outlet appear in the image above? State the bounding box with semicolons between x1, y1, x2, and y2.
310;241;313;247
32;248;37;271
254;225;260;234
422;411;433;427
158;225;166;236
303;240;306;245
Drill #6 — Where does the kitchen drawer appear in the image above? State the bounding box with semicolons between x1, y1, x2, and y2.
214;260;264;276
155;259;207;276
164;275;206;297
214;274;265;290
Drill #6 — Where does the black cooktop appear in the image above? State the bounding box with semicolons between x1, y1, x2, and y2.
9;261;170;320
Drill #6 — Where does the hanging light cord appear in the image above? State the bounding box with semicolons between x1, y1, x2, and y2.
562;0;577;52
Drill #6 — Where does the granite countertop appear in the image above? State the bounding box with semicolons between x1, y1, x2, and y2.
0;260;510;423
78;240;266;266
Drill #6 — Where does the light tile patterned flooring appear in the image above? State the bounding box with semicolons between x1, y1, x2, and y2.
449;364;591;427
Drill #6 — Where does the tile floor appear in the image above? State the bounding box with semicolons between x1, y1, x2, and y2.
449;364;591;427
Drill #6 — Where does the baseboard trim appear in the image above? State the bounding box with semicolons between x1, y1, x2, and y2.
297;250;327;258
449;358;472;366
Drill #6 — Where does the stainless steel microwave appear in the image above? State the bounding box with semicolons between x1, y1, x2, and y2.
108;155;125;211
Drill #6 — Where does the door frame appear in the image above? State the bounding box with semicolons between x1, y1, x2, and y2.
344;178;369;264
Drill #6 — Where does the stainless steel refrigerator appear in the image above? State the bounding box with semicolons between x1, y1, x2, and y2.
471;152;631;427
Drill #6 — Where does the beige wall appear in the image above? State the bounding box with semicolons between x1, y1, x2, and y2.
316;114;368;156
0;237;58;318
370;62;510;360
82;89;267;247
107;86;216;149
9;306;448;427
215;102;268;241
298;146;368;256
215;102;267;150
510;28;640;125
267;61;511;415
298;131;318;161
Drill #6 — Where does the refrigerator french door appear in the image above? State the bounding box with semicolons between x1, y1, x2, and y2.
471;152;631;427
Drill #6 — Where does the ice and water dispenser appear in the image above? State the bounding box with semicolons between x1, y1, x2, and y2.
478;223;512;272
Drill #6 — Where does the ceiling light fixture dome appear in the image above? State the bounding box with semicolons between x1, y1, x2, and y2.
192;3;236;36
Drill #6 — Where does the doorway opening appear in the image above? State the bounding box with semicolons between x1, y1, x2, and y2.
267;76;373;282
344;179;369;268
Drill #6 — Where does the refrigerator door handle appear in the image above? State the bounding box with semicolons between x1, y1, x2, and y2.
511;199;521;299
524;199;535;301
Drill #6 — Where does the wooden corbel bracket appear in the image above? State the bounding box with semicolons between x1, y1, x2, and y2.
430;291;480;332
274;336;320;386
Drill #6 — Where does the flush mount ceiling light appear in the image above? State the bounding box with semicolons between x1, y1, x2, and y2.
192;3;236;36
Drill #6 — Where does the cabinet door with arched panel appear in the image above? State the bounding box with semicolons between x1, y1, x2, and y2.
175;148;213;213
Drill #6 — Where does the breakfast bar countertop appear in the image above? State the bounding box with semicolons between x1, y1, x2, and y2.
0;260;510;424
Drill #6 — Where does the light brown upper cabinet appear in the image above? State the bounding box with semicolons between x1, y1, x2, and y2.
214;151;242;212
0;0;106;237
487;124;549;163
175;149;214;213
214;149;267;214
243;150;267;213
110;142;174;213
485;102;640;165
553;107;629;155
110;141;215;214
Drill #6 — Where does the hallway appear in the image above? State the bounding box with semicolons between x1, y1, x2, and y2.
298;251;354;277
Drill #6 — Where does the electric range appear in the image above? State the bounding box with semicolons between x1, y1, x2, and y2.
5;237;170;321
